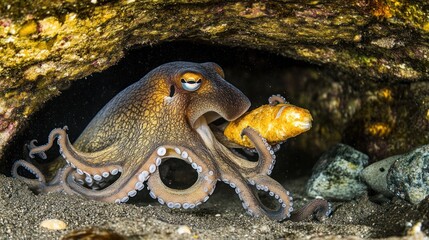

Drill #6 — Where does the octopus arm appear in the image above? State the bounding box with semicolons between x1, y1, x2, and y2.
12;160;46;189
28;127;123;177
146;145;219;209
12;127;124;194
12;160;73;193
241;127;276;176
214;127;276;176
64;150;161;202
249;174;294;220
65;145;219;206
289;198;331;222
218;165;293;221
216;126;330;221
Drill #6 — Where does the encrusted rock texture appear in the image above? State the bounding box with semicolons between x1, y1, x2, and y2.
1;0;429;161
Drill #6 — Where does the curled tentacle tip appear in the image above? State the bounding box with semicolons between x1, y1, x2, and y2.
268;94;287;106
290;198;331;222
313;199;332;221
28;150;47;159
63;126;69;131
27;140;47;159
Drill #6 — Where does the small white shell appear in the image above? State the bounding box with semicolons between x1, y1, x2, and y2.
40;219;67;230
176;225;191;235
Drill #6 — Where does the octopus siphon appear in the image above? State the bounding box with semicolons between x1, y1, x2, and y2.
12;62;329;221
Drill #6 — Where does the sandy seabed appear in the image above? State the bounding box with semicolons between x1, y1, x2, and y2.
0;175;427;240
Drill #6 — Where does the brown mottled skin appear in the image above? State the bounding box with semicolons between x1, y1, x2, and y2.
12;62;329;221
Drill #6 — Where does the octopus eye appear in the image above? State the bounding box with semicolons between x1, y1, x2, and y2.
181;78;202;92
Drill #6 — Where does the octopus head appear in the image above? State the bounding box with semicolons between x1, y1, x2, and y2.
161;61;251;129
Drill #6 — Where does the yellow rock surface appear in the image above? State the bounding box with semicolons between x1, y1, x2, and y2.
224;103;312;148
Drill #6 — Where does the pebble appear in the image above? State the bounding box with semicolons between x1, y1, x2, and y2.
362;144;429;204
176;225;191;235
39;219;67;230
306;144;369;200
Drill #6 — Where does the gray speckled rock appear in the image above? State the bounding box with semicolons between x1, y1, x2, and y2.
306;144;369;200
361;156;396;197
363;144;429;204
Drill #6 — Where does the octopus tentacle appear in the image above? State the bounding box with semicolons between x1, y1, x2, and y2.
240;127;276;176
195;117;272;176
215;127;276;177
29;127;123;182
290;198;331;222
248;174;293;221
59;166;82;195
71;171;87;186
268;94;287;106
28;140;47;159
71;170;112;190
219;170;263;217
12;160;46;188
63;145;203;203
146;146;218;209
215;126;295;220
219;168;292;221
39;165;76;194
11;160;73;193
64;154;155;203
27;126;68;158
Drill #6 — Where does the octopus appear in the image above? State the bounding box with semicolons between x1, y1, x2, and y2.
12;62;329;221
